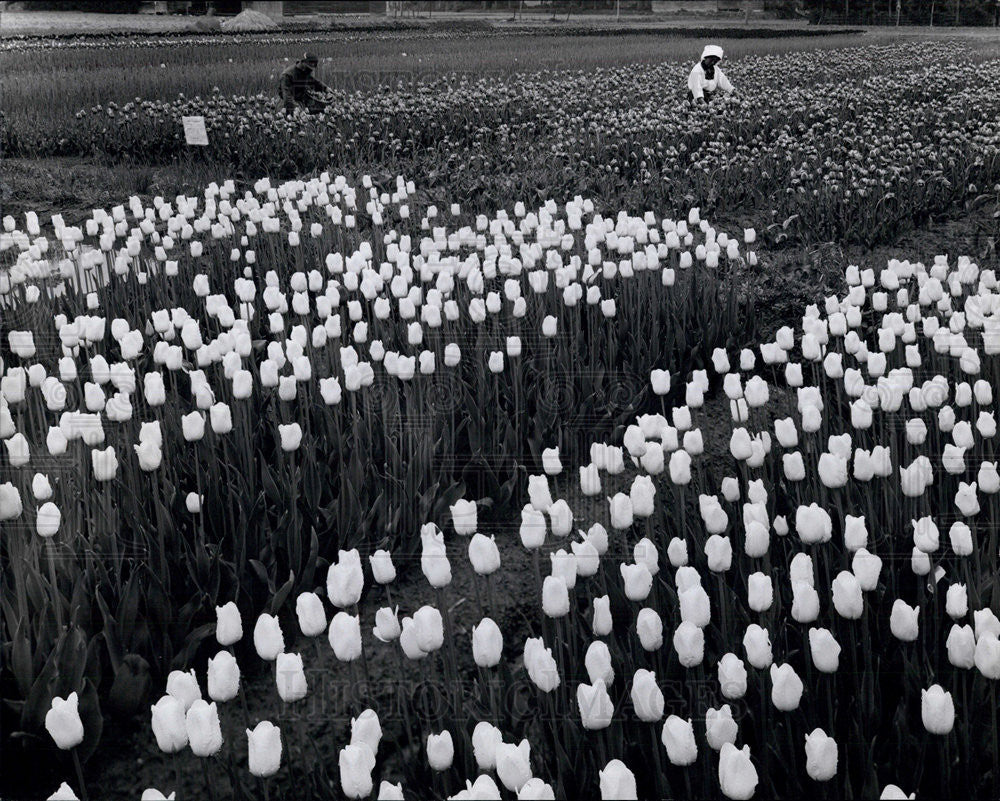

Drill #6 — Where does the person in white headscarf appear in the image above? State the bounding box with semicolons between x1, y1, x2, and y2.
688;45;734;107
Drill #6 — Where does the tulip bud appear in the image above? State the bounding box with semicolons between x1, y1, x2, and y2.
496;739;532;793
327;549;365;608
577;680;614;730
946;624;976;669
679;585;711;628
295;592;327;638
151;695;188;753
413;605;444;653
599;760;637;800
743;624;772;669
718;653;748;699
851;549;882;591
253;614;285;661
667;537;688;567
275;652;308;703
804;728;838;781
542;575;570;618
585;640;614;687
796;504;832;544
747;572;773;612
520;506;547;549
339;744;376;799
472;721;503;770
705;704;738;750
975;632;1000;679
369;550;396;584
469;533;501;575
608;493;634;529
831;571;864;619
450;498;478;535
215;602;242;646
472;618;504;668
571;538;600;577
769;663;803;711
844;515;868;551
166;669;202;711
45;692;85;750
636;608;663;651
206;648;240;702
890;599;919;642
630;668;664;722
420;524;452;587
518;779;555;800
376;781;404;800
673;621;705;667
592;596;613;636
719;743;758;800
186;699;223;757
939;580;969;620
330;612;363;661
921;684;955;734
661;716;697;765
705;535;733;572
247;721;282;777
620;563;653;602
542;447;562;476
808;628;841;673
427;730;455;771
367;604;398;642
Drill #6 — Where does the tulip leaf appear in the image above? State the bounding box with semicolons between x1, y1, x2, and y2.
19;648;58;733
249;559;275;594
261;462;282;505
10;621;34;700
69;573;93;632
54;627;88;697
94;590;123;674
76;678;103;764
302;529;320;589
173;623;215;672
270;572;296;615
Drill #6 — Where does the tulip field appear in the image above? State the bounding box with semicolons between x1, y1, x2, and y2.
3;24;1000;801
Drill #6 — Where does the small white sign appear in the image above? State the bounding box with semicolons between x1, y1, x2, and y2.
182;116;208;146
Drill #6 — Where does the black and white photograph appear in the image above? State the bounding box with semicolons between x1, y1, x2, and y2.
2;0;1000;798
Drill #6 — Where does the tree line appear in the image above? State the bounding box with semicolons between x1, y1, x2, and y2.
798;0;1000;25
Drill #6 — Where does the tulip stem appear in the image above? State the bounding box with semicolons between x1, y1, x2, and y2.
532;549;546;639
237;675;254;732
485;573;497;617
47;539;65;631
391;642;415;746
202;757;215;798
992;684;999;801
71;748;89;801
648;724;669;800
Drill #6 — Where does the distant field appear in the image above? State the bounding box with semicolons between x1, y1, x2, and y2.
7;22;1000;152
3;28;868;136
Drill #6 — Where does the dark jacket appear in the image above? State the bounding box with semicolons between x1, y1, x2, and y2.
279;63;328;113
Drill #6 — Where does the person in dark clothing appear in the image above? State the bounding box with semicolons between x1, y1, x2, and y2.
279;52;329;116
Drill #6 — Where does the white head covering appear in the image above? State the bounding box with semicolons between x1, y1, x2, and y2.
700;45;724;61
